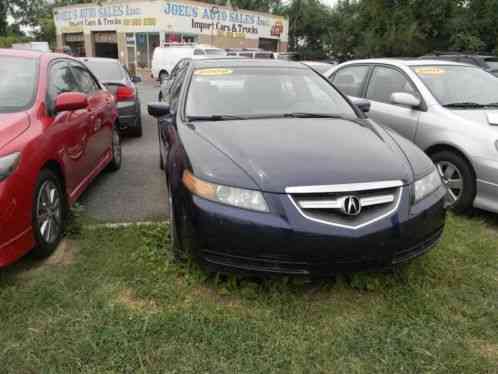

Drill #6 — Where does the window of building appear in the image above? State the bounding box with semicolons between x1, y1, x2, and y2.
135;32;159;69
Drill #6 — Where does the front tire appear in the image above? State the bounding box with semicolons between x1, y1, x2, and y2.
32;170;66;259
168;184;185;262
107;125;122;171
431;151;475;213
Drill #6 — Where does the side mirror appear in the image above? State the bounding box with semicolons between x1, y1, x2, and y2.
148;102;170;118
131;76;142;83
351;98;371;113
390;92;421;108
55;92;88;113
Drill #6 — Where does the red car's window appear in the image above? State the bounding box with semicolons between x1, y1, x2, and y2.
0;56;38;113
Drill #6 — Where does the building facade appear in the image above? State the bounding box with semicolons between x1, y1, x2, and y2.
54;0;289;74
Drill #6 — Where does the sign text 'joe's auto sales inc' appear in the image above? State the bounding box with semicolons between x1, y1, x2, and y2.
54;1;288;40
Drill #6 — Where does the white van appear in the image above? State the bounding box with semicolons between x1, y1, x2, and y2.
151;44;226;81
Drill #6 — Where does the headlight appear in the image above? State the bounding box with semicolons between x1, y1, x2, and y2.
413;168;443;203
0;153;21;181
182;170;269;212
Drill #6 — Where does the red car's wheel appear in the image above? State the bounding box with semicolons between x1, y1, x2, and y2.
32;169;66;259
107;125;122;171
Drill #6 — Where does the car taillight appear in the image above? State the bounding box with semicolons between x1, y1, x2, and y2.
115;86;136;102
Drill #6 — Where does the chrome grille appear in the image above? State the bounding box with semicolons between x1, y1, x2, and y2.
287;181;403;229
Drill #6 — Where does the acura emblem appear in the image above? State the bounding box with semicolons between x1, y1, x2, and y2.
342;196;362;216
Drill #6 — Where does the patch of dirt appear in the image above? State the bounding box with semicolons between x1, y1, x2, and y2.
468;339;498;364
116;288;159;313
44;239;78;266
15;239;78;281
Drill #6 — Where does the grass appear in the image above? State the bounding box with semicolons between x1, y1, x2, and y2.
0;213;497;373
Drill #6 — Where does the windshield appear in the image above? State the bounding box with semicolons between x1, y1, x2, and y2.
205;49;227;56
412;65;498;107
186;67;356;118
84;60;124;82
0;56;38;113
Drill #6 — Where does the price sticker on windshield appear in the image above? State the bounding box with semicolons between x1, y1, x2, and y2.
194;68;233;76
415;67;446;76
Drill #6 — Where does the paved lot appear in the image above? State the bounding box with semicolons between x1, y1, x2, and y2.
79;81;168;223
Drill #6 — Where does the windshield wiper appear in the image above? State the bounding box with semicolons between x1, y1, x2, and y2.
443;102;485;108
283;112;344;119
186;114;248;122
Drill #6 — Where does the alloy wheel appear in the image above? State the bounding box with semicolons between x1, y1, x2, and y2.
36;180;62;244
437;161;463;206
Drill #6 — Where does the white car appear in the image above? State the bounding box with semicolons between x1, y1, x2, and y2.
151;44;226;82
325;59;498;213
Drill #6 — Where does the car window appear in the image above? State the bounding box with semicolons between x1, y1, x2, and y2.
166;59;190;95
69;62;100;94
412;65;498;106
186;67;356;117
205;49;226;56
48;61;80;99
193;49;205;56
331;65;369;97
366;66;416;104
169;66;188;113
82;59;125;82
0;56;38;113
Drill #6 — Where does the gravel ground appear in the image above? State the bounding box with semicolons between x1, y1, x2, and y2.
79;81;168;223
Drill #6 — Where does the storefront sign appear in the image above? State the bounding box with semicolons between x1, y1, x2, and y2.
54;0;288;42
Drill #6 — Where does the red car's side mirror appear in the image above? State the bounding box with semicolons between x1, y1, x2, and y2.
54;92;88;113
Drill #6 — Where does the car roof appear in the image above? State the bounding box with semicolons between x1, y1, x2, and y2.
191;58;306;69
343;58;469;67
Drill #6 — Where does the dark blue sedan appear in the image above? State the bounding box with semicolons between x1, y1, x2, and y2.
148;59;447;276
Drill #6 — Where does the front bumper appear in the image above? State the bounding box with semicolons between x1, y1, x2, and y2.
180;185;447;276
0;177;36;267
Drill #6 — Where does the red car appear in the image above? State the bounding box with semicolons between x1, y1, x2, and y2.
0;49;122;266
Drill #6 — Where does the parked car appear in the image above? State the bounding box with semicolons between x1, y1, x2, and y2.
148;59;446;276
226;48;275;59
80;57;143;137
151;44;226;82
158;56;241;103
419;52;498;76
326;59;498;213
274;52;300;61
12;41;50;53
0;48;121;267
301;61;337;74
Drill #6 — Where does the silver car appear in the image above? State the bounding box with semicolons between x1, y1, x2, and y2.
325;59;498;213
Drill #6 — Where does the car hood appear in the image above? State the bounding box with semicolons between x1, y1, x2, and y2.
449;109;498;130
193;117;413;193
0;112;30;150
